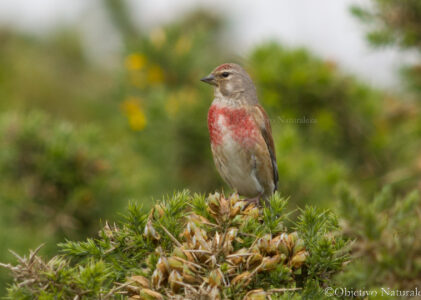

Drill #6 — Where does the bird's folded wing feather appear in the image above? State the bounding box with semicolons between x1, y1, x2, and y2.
251;105;279;191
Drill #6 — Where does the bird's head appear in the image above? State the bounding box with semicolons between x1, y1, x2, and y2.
201;63;257;101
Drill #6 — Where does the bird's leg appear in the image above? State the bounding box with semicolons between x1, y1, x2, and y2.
244;194;261;207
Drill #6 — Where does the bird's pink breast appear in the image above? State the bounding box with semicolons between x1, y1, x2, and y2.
207;105;258;146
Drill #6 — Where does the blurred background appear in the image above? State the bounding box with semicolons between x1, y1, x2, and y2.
0;0;420;295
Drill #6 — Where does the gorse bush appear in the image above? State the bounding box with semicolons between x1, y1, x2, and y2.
0;111;124;291
250;43;421;205
337;185;421;289
0;111;120;238
2;192;349;299
352;0;421;94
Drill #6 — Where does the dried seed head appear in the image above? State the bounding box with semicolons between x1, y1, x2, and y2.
168;270;183;293
243;206;259;218
232;271;251;286
292;238;305;255
172;247;187;260
228;248;249;265
151;269;165;289
290;250;308;268
167;257;184;271
182;265;198;284
154;204;165;218
156;257;169;274
261;255;283;271
130;275;150;288
138;288;164;300
256;234;272;254
246;252;263;270
244;289;267;300
288;232;299;250
208;269;222;287
144;220;160;241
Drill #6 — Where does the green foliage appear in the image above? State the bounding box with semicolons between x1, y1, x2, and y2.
351;0;421;94
0;1;420;298
351;0;421;50
2;192;348;299
296;206;349;294
0;111;121;237
250;43;421;207
0;110;125;291
118;10;228;195
337;185;421;289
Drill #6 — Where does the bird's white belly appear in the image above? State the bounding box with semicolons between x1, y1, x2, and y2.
213;132;263;197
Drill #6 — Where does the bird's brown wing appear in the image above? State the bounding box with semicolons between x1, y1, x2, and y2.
251;105;278;192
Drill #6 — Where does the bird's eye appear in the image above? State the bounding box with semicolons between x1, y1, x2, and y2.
222;72;230;78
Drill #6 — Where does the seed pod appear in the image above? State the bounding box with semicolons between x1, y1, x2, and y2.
208;286;221;300
208;194;221;215
207;255;217;268
261;254;282;271
229;193;240;204
231;271;251;286
144;220;160;240
288;232;299;250
246;253;263;270
256;234;272;254
232;199;245;212
230;205;241;218
168;257;184;271
244;289;267;300
103;222;114;239
154;204;165;218
156;257;169;274
267;235;281;255
208;269;222;287
151;269;165;289
228;248;248;265
180;245;195;262
226;228;239;242
168;270;183;293
188;213;212;226
182;265;198;284
138;288;164;300
212;232;222;250
292;238;305;255
219;196;230;219
290;250;308;268
277;233;290;256
130;275;150;288
172;247;187;260
243;206;259;218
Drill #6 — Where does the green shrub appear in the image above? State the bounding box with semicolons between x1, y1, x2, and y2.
0;110;124;290
2;192;348;299
337;185;421;289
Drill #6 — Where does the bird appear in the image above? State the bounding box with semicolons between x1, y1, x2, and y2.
201;63;278;206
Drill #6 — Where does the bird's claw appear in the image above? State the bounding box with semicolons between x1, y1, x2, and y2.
244;195;261;208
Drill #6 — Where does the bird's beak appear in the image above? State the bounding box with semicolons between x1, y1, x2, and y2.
200;74;216;86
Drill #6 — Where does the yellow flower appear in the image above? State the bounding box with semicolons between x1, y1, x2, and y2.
147;65;165;84
125;53;146;71
128;111;147;131
149;27;166;49
175;36;192;55
121;97;147;131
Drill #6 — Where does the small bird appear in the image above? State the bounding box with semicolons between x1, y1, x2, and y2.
201;63;278;206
